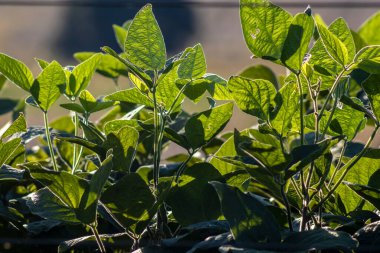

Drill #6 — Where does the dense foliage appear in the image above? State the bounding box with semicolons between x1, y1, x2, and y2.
1;0;380;252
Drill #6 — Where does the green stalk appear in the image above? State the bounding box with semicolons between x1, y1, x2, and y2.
311;125;379;213
296;74;304;145
152;90;160;189
280;184;293;232
72;114;88;172
43;112;58;171
71;112;79;174
90;225;106;253
175;152;195;182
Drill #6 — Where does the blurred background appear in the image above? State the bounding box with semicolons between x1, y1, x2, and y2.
0;0;379;145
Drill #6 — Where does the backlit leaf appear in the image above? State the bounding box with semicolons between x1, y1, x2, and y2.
0;53;34;91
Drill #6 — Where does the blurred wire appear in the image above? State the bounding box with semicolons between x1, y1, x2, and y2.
0;1;380;8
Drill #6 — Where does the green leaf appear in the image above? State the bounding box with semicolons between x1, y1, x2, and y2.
35;58;50;70
57;136;105;156
185;102;233;149
238;65;278;89
281;12;314;73
270;82;299;137
167;163;223;226
240;0;292;59
31;61;66;111
124;4;166;70
113;24;128;51
1;113;27;139
25;188;80;223
0;74;6;90
156;63;183;111
204;74;233;100
336;149;380;213
283;229;358;252
345;182;380;210
182;79;209;103
76;154;113;224
101;173;155;234
67;53;101;97
0;53;34;91
358;11;380;45
101;46;152;87
105;88;153;107
210;182;281;243
316;21;350;67
74;52;128;79
178;44;206;79
354;46;380;74
0;138;22;167
60;103;85;114
362;74;380;121
103;126;139;172
228;76;276;121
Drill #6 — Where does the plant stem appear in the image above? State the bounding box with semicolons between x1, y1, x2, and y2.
296;74;304;145
90;225;106;253
327;139;347;188
43;112;58;171
311;124;379;213
72;115;88;172
72;112;79;174
175;152;195;182
280;184;293;232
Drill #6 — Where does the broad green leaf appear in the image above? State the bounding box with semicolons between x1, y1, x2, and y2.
204;74;233;100
362;74;380;121
31;61;66;111
281;12;314;73
210;182;281;243
1;113;27;139
167;163;223;226
270;82;299;137
25;188;79;223
103;126;139;172
182;79;209;103
336;149;380;213
156;64;183;111
0;53;34;91
67;53;101;97
345;183;380;210
74;52;128;79
329;18;356;63
358;11;380;45
351;30;367;52
283;229;358;252
178;44;206;79
185;102;233;149
113;24;128;51
104;119;141;135
35;58;50;70
79;90;114;114
239;65;278;89
240;0;292;59
76;155;113;224
26;162;87;209
57;136;105;156
0;74;6;90
0;138;22;167
228;76;276;121
124;4;166;70
105;87;153;107
316;21;350;67
101;173;155;234
354;46;380;74
129;72;149;94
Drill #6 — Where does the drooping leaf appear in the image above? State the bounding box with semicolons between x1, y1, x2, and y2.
67;53;101;97
178;44;206;79
281;11;314;73
124;4;166;70
210;182;281;243
0;164;25;182
358;11;380;45
103;126;139;172
167;163;223;226
270;82;299;137
283;229;358;252
345;182;380;210
185;102;233;149
362;74;380;121
0;53;34;91
30;61;66;111
101;173;155;234
240;0;292;59
0;138;22;167
1;113;27;139
76;154;113;224
353;221;380;251
228;76;276;121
